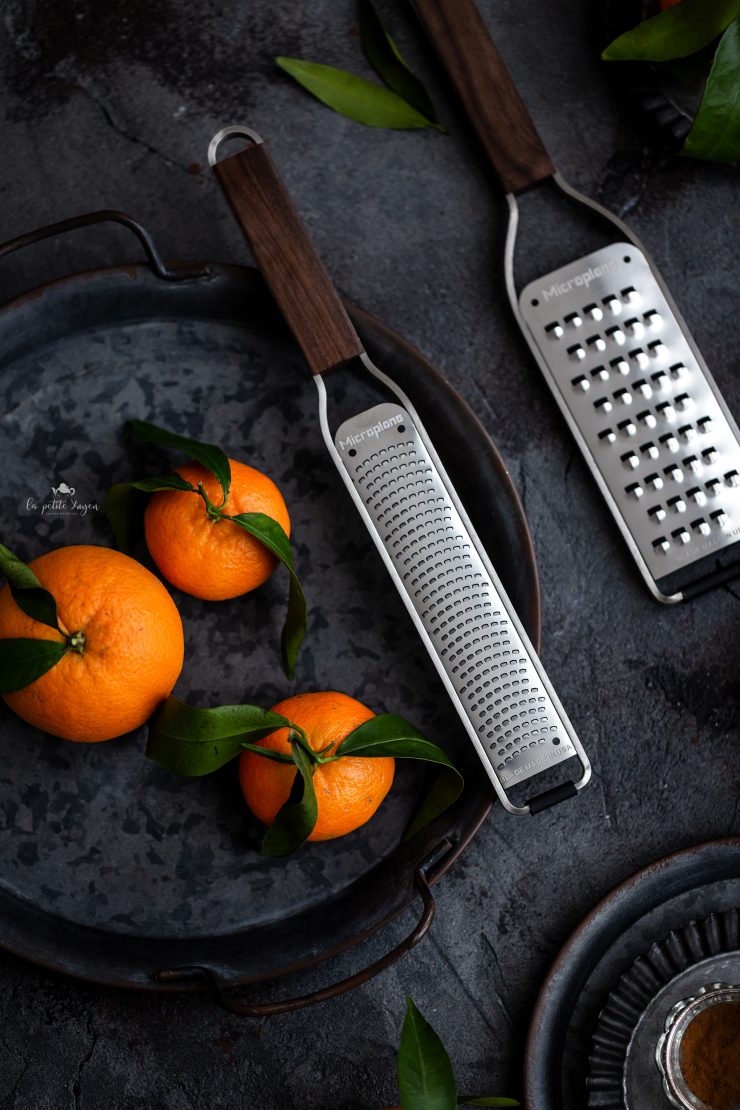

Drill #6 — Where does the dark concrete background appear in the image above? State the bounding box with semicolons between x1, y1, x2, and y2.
0;1;738;1107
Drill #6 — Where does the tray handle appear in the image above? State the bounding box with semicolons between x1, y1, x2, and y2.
411;0;555;194
0;210;205;282
154;848;448;1016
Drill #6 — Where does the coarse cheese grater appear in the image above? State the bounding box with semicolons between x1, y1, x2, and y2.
413;0;740;603
209;125;591;815
518;244;740;602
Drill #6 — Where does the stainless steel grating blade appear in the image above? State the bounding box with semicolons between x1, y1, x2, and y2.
327;394;590;815
210;124;591;816
518;243;740;602
411;0;740;603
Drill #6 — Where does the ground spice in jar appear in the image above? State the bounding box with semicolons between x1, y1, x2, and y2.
679;1001;740;1110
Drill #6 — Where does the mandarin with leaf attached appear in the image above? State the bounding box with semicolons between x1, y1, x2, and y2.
239;691;395;841
144;459;290;601
0;545;183;742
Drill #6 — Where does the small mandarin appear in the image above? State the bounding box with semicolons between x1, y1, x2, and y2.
144;459;290;601
0;545;184;742
239;691;395;841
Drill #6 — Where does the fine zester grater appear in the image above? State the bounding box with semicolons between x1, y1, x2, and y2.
412;0;740;604
208;125;590;816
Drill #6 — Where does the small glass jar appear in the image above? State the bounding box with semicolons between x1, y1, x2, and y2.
656;982;740;1110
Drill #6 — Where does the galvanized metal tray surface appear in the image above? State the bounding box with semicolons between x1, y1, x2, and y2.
0;225;539;996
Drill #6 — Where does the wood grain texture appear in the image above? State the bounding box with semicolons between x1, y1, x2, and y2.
412;0;556;194
213;142;364;375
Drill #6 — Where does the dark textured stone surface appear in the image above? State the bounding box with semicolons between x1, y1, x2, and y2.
0;0;738;1107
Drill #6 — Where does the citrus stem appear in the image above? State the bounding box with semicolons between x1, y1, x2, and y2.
197;482;227;521
65;630;85;655
288;730;340;767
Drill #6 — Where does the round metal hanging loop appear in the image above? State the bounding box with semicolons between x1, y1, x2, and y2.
207;125;264;167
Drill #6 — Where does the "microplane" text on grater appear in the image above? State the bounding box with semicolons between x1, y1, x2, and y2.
338;412;404;451
541;260;618;301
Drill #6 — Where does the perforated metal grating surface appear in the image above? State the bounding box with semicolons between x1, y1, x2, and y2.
334;402;580;798
519;243;740;590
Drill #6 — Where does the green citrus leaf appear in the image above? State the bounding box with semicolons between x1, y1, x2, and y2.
404;766;464;842
261;738;318;856
337;715;464;831
0;542;60;632
146;696;291;776
227;512;307;679
276;57;436;129
336;713;464;839
106;475;197;552
398;997;457;1110
0;637;66;694
358;0;440;123
602;0;739;61
458;1099;520;1107
127;419;232;503
682;17;740;162
127;476;198;494
240;742;295;764
337;713;446;759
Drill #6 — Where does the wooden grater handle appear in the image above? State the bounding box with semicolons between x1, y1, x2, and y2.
411;0;555;194
211;133;365;375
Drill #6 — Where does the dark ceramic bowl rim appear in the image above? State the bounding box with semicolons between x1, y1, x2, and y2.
523;837;740;1109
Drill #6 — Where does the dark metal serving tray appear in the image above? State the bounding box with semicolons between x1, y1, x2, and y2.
0;212;539;1011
